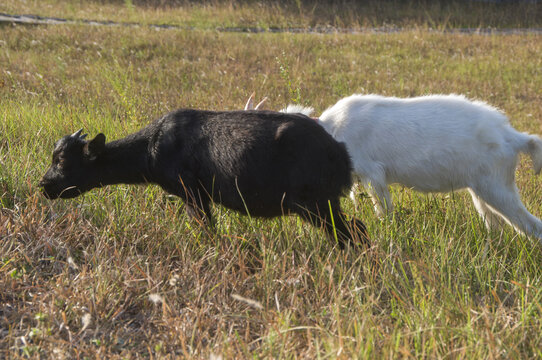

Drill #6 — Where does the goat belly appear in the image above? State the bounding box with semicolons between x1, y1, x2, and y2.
219;192;288;218
198;174;302;218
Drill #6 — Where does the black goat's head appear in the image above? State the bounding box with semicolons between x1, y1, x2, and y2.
39;129;106;199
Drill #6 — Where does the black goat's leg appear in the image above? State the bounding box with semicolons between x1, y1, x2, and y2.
341;215;370;248
294;201;345;248
184;189;214;228
164;178;214;228
296;200;369;249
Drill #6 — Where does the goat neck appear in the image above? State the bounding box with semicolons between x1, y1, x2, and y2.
96;132;153;186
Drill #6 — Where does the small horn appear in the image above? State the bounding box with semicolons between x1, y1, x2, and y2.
254;97;268;110
244;92;256;110
80;133;88;140
71;128;84;138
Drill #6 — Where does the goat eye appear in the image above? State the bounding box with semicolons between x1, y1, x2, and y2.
54;156;66;166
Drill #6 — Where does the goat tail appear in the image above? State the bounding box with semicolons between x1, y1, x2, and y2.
526;134;542;175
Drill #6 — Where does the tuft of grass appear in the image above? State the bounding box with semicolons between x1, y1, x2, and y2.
276;51;302;104
1;8;542;359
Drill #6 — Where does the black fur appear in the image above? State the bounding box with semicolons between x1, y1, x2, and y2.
40;109;368;247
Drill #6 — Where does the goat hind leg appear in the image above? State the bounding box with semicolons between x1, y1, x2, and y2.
468;189;505;231
473;181;542;241
296;200;368;249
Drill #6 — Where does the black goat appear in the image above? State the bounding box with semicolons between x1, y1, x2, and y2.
39;109;368;248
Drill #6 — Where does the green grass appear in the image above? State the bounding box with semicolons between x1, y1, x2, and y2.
2;4;542;359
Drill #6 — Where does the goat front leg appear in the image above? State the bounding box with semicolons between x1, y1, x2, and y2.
162;177;214;228
355;162;393;218
363;180;393;218
184;189;214;228
349;182;362;211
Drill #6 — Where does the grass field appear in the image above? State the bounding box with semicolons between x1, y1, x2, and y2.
2;1;542;358
2;0;542;29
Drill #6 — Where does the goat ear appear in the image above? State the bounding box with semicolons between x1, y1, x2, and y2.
85;133;106;158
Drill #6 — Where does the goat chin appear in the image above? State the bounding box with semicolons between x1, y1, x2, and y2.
318;93;542;241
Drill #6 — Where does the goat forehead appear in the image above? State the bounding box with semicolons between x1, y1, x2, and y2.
53;139;65;152
54;136;71;150
54;136;83;152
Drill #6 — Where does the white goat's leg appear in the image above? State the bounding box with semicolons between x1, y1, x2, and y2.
468;188;505;231
356;162;392;218
472;180;542;240
349;182;362;210
363;180;393;218
349;180;392;215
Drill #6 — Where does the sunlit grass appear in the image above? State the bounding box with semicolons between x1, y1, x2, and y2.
1;15;542;359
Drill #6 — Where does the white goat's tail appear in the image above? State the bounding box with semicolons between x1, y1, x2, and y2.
281;104;315;117
527;135;542;175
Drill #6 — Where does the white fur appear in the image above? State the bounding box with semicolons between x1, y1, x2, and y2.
318;94;542;240
281;104;315;117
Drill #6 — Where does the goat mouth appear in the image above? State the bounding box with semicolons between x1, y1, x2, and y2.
40;185;80;199
41;190;58;200
39;181;56;199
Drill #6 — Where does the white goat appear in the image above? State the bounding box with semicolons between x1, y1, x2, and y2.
316;94;542;240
